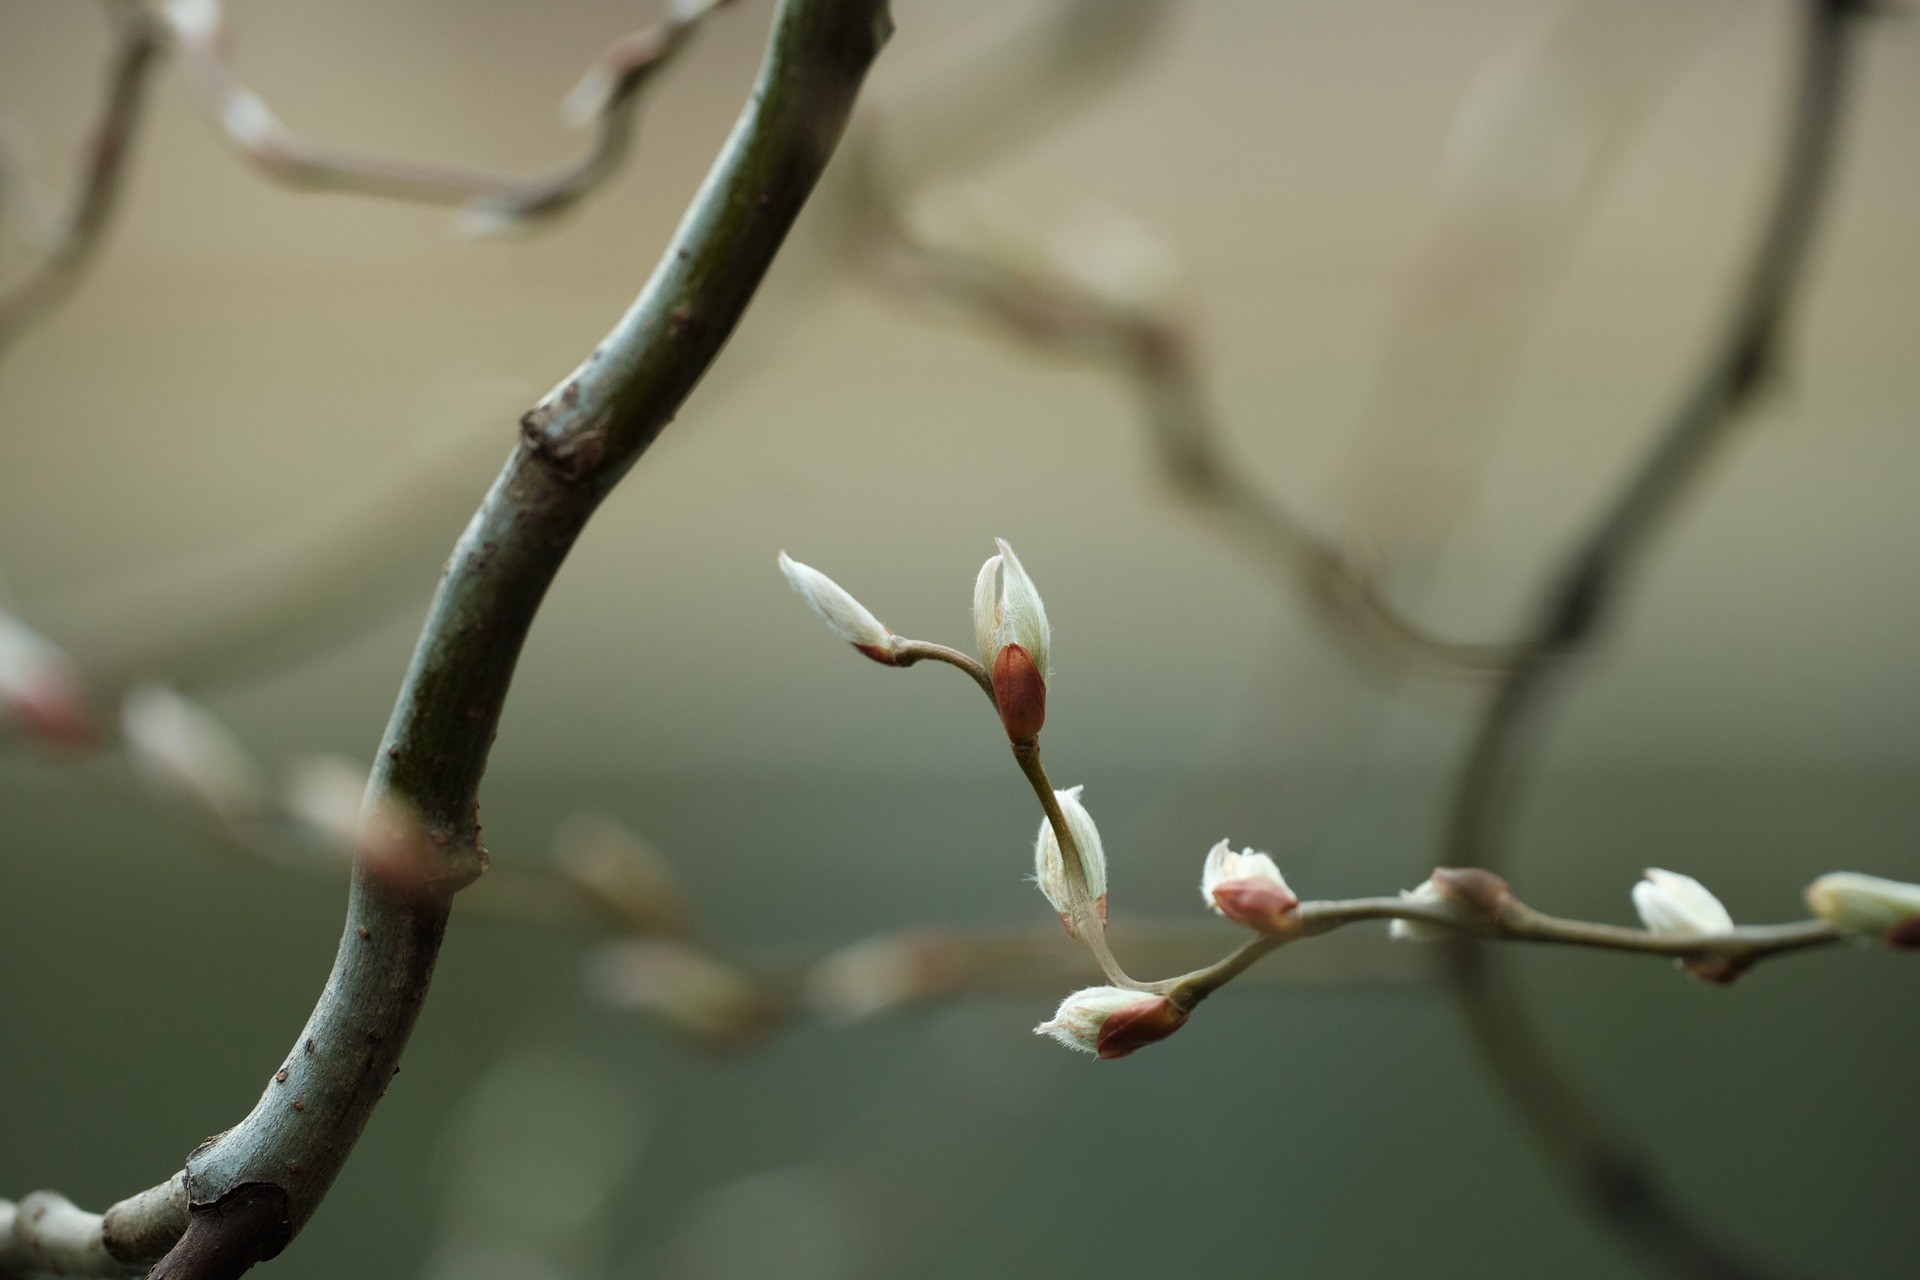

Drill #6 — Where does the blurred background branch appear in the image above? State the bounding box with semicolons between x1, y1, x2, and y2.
1437;3;1867;1278
0;0;161;359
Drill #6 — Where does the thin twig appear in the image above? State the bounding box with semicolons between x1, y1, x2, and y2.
1436;4;1867;1278
1158;893;1840;1010
0;0;164;359
161;0;735;232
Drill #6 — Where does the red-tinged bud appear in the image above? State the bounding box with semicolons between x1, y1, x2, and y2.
1429;867;1514;919
854;641;903;667
1200;841;1296;933
992;642;1047;743
1210;879;1298;933
1094;996;1189;1060
1035;985;1188;1059
1883;916;1920;950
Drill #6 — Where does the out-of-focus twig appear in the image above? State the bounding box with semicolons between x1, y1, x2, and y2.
837;2;1515;678
161;0;735;234
28;417;509;695
1437;4;1867;1278
0;0;163;359
1335;0;1735;573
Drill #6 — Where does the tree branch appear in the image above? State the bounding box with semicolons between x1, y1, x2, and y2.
160;0;736;233
0;2;893;1276
0;1173;188;1278
834;0;1516;679
1158;887;1841;1011
1435;4;1868;1277
0;0;163;359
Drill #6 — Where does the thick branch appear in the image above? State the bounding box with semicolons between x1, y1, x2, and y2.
113;2;894;1275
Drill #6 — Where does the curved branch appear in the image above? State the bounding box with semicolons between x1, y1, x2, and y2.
0;0;163;358
847;193;1518;675
0;3;892;1276
161;0;735;232
1436;4;1867;1277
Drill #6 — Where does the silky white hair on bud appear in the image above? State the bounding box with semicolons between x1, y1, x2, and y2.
1632;868;1733;937
121;684;267;821
1033;785;1107;924
1033;985;1146;1054
972;552;1001;667
1804;872;1920;939
1199;840;1290;913
1388;876;1453;942
778;552;894;655
971;538;1050;680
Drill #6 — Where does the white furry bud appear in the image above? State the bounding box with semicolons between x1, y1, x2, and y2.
1804;872;1920;946
1035;985;1187;1059
1632;868;1733;937
1033;785;1107;934
1387;876;1454;942
778;552;898;663
121;685;266;822
971;538;1050;682
1200;840;1297;932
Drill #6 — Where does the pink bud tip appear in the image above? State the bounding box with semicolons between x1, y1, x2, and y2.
1209;879;1299;934
1883;916;1920;950
7;683;96;751
1095;996;1189;1060
991;643;1046;744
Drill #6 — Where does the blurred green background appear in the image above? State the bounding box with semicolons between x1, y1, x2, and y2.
2;0;1916;1276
